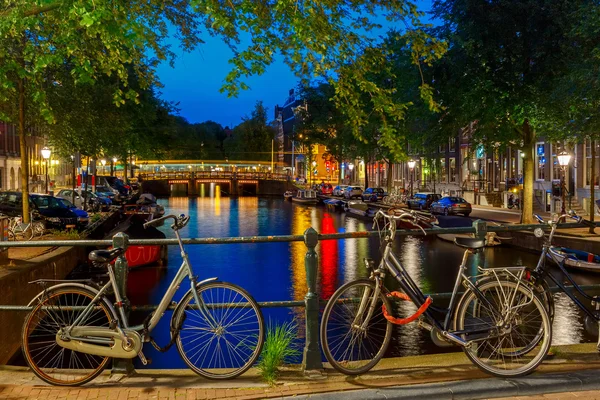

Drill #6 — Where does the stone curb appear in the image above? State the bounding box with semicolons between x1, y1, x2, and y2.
285;369;600;399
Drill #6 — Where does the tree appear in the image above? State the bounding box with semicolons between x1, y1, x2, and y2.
1;0;441;220
226;102;275;162
431;0;588;223
296;83;354;183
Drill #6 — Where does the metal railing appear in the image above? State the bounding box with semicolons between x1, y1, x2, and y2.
0;219;597;374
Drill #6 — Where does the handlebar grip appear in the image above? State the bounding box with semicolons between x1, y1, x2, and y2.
578;217;596;228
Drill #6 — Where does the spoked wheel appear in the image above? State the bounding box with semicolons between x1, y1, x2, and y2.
454;280;551;377
22;287;113;386
174;282;264;379
320;279;393;375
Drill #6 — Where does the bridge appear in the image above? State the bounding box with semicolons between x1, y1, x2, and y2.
139;171;293;196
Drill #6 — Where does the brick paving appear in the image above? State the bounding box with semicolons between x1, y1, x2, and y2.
1;344;600;400
491;390;600;399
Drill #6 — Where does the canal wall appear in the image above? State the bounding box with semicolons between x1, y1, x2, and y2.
0;211;122;365
507;231;600;254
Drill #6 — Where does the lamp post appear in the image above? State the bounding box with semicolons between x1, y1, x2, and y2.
112;157;117;177
348;163;354;185
100;159;107;175
408;159;416;197
312;160;317;186
41;147;51;194
557;150;572;214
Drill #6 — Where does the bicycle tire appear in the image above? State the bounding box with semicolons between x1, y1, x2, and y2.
22;286;114;386
454;280;551;377
320;279;393;375
173;281;265;379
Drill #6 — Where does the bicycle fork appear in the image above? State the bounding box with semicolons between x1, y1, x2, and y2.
352;262;384;332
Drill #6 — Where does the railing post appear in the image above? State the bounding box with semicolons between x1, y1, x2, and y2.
111;232;134;376
302;227;323;373
473;219;487;240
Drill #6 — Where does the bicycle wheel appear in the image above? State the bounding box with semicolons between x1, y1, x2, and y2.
174;281;264;379
14;223;34;241
320;279;393;375
22;287;114;386
33;221;45;238
454;280;551;377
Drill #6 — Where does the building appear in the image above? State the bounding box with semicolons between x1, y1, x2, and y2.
274;89;335;183
370;129;599;214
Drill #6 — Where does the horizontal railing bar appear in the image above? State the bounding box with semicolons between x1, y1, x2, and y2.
3;285;599;311
0;221;595;247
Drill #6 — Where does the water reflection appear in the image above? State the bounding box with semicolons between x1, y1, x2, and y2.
552;293;584;345
134;197;597;368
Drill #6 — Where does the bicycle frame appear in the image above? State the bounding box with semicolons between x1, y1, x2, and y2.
64;228;218;342
364;238;526;347
533;221;599;321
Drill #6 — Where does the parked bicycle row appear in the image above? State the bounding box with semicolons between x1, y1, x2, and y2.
16;208;600;386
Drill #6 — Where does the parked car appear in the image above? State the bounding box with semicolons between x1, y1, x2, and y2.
430;196;472;216
98;176;129;196
333;185;348;197
55;197;90;221
344;186;364;199
95;185;119;202
406;192;442;210
319;183;333;195
362;187;386;202
0;192;87;230
55;189;112;211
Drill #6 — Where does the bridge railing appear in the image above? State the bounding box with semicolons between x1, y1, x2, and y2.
140;171;289;181
0;220;597;374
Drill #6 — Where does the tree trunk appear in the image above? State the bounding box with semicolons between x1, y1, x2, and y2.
93;157;97;193
18;75;30;223
590;139;596;233
387;161;393;193
364;158;369;189
521;121;535;224
83;156;90;211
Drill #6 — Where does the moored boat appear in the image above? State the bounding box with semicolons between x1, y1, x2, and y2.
343;200;376;218
292;189;318;204
105;216;167;268
548;246;600;272
396;210;438;229
324;198;345;211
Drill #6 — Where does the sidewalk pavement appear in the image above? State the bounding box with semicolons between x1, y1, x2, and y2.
1;343;600;399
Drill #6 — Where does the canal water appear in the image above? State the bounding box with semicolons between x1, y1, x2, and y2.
122;196;600;369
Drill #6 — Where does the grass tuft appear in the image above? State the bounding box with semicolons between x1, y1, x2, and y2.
50;229;81;240
257;320;301;385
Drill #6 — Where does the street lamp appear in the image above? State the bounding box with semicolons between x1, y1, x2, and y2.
112;157;118;177
41;147;51;193
557;150;572;214
348;163;354;184
100;159;106;175
407;159;416;197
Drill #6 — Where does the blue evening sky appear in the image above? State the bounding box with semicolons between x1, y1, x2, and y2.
156;0;434;128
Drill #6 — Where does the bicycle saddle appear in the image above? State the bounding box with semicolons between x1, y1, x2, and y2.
88;248;125;263
454;237;485;250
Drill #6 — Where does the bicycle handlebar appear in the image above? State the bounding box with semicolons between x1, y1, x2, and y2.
372;209;427;236
534;212;594;227
144;214;190;230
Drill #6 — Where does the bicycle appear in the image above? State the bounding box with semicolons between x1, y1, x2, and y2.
21;214;265;386
8;212;45;241
527;212;600;347
320;209;551;377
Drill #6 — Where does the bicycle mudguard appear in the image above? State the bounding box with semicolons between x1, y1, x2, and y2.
170;277;219;323
26;282;118;322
